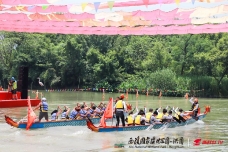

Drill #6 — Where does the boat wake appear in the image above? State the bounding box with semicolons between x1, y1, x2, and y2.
195;120;205;125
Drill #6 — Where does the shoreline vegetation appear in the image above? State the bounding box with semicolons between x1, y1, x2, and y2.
1;32;228;98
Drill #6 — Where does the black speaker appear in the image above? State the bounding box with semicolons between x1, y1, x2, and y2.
18;67;28;99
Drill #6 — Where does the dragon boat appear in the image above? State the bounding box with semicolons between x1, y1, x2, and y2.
86;106;210;132
5;115;104;129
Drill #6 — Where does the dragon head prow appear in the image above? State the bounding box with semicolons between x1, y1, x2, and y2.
5;115;19;128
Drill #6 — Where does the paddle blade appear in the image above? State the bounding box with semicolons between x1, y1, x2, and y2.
173;117;181;124
178;115;186;123
146;124;154;131
26;96;37;130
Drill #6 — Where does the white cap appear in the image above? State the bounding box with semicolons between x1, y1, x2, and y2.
41;97;46;102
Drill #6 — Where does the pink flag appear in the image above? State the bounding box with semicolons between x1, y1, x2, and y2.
26;96;37;130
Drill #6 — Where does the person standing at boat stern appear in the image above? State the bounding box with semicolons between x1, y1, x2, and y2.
38;97;49;122
114;94;127;127
189;97;199;120
10;77;17;100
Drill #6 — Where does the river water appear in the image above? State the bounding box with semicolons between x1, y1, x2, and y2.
0;91;227;152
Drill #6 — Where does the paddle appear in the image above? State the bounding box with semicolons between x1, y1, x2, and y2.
169;106;186;123
160;122;170;130
146;123;154;131
86;115;93;123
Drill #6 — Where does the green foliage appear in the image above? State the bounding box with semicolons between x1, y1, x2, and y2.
148;69;177;90
1;32;228;97
176;77;191;91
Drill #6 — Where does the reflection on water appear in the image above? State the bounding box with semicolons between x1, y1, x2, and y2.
0;92;228;151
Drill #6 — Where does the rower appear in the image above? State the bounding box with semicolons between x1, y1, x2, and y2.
180;109;189;117
134;109;147;125
50;106;62;121
162;110;173;123
78;105;89;119
156;108;168;122
61;106;70;119
69;107;80;119
150;111;161;124
145;108;153;123
126;107;138;126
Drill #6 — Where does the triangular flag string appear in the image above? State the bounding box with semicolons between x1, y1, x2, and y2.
108;1;114;11
81;3;88;12
94;2;101;12
142;0;149;8
28;6;36;11
175;0;180;6
158;0;163;5
42;5;49;10
191;0;195;4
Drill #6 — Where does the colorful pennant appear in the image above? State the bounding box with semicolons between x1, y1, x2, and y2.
94;2;101;12
42;5;49;10
142;0;149;7
81;3;88;12
108;1;114;11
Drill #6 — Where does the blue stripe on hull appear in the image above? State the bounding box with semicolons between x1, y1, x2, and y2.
18;118;101;129
97;114;207;132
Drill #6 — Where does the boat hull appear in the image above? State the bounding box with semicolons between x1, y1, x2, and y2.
5;115;102;129
18;118;101;129
87;114;207;132
0;91;40;108
0;99;40;108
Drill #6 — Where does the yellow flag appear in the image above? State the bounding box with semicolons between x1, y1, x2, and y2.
175;0;180;6
81;3;88;11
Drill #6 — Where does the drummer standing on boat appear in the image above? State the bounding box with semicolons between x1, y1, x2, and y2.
114;94;127;127
38;97;49;122
189;97;199;120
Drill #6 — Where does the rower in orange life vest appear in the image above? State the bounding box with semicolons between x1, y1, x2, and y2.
189;97;199;120
114;94;127;127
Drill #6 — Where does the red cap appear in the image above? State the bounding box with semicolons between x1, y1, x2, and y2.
120;94;125;99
